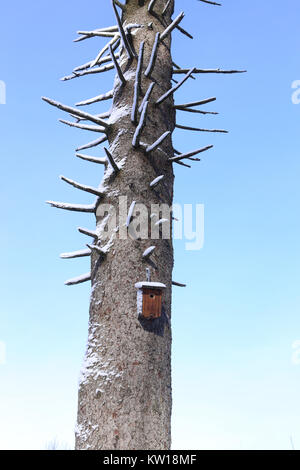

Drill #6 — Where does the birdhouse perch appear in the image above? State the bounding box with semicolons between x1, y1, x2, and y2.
135;282;166;320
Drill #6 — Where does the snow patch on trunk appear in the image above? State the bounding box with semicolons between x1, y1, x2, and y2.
79;323;123;387
108;104;131;125
75;422;99;447
97;156;126;197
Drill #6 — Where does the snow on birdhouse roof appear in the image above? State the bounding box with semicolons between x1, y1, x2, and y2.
135;282;166;290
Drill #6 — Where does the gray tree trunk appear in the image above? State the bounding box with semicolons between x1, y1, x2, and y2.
75;0;175;450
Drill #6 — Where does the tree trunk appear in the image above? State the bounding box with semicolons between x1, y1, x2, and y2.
75;0;175;450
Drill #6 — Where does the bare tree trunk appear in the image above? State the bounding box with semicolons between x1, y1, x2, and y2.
75;0;175;450
43;0;244;451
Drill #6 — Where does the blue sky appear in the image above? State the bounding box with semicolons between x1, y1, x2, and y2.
1;0;300;450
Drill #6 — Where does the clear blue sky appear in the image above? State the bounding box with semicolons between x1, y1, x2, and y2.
1;0;300;450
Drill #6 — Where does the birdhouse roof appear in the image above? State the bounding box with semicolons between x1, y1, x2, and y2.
135;282;167;290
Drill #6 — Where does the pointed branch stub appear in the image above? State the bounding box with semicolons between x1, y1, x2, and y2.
156;68;196;106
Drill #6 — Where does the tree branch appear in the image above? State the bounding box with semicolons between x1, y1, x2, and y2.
46;201;97;213
160;12;185;41
139;82;155;113
175;124;227;133
60;249;91;259
59;119;107;133
42;97;109;128
145;32;160;78
198;0;221;6
76;90;114;107
173;68;246;75
65;273;91;286
145;131;171;153
109;44;126;85
131;41;145;124
111;0;135;59
76;153;107;165
104;147;120;172
132;101;149;148
169;145;213;162
76;136;108;152
78;227;98;239
156;68;196;105
60;175;105;197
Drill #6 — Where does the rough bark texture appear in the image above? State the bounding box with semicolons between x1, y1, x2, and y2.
75;0;176;450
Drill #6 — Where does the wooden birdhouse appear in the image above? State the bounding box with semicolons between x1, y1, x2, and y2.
135;282;166;319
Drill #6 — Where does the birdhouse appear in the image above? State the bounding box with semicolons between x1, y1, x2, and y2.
135;282;166;319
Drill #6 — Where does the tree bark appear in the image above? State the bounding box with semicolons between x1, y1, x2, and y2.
75;0;175;450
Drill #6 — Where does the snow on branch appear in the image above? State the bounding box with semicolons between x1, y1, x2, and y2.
76;90;114;107
160;12;185;41
111;0;135;60
145;32;160;78
77;26;118;37
109;44;126;86
59;120;107;133
87;24;141;68
97;26;119;32
132;101;148;148
76;153;107;165
78;29;115;38
169;145;213;162
150;175;164;188
91;35;120;68
143;246;156;259
76;136;108;152
60;248;91;259
126;201;136;227
74;31;116;43
104;147;120;173
60;175;105;197
139;82;155;113
42;97;109;128
46;201;97;213
61;63;115;81
73;26;119;43
73;51;119;73
78;227;98;239
131;41;144;124
86;244;107;257
156;68;196;106
65;273;91;286
145;131;171;153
